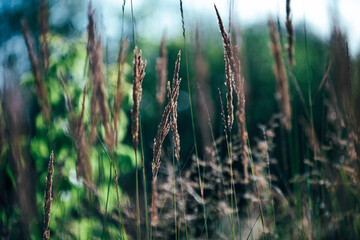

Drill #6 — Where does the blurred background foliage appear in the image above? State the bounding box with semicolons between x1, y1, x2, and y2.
1;0;360;239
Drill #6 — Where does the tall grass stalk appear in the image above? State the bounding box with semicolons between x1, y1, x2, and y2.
179;0;208;238
261;127;277;235
129;2;141;239
178;167;189;239
132;47;146;240
172;145;178;240
303;18;317;236
214;6;244;235
103;152;112;240
198;84;232;224
130;0;136;44
140;120;149;239
246;126;267;239
98;137;115;240
43;151;54;240
135;152;141;240
218;90;238;238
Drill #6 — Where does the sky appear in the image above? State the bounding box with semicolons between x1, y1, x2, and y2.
2;0;360;87
100;0;360;56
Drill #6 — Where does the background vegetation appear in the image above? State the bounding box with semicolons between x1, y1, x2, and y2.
1;0;360;239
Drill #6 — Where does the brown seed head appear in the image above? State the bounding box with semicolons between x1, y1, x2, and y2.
131;47;147;151
215;5;235;132
152;51;181;178
151;52;182;230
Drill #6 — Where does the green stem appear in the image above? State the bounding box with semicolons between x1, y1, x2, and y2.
172;144;178;240
135;150;141;240
180;2;208;237
102;150;112;240
130;0;136;44
140;120;149;240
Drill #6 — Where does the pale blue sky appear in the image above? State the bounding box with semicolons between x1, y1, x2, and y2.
100;0;360;56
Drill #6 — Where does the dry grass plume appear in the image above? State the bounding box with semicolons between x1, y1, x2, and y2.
131;46;147;151
76;84;92;182
21;20;51;124
233;47;249;183
87;4;113;150
152;51;182;227
215;5;234;132
269;18;292;131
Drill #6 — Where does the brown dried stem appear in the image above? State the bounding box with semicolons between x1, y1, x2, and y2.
76;84;92;181
215;5;234;132
87;4;113;150
269;18;292;131
43;151;54;240
233;47;249;183
286;0;295;67
131;46;147;151
151;51;182;227
21;20;51;124
40;0;49;72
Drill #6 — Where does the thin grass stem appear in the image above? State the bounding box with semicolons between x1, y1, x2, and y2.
179;1;208;238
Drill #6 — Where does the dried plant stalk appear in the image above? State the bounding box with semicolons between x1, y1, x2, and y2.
113;38;129;146
43;151;54;240
215;5;249;181
218;89;228;140
214;5;235;72
40;0;49;72
152;52;181;178
114;163;122;231
169;52;181;162
156;36;168;109
87;5;113;150
21;20;51;124
151;51;182;227
215;5;234;132
269;18;292;131
286;0;295;67
151;177;159;227
58;72;93;187
131;47;147;151
76;84;92;181
233;47;249;183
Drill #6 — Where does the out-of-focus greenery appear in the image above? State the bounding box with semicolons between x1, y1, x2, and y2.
10;33;136;239
1;0;360;239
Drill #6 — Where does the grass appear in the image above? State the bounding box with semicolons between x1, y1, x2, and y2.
1;0;360;239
